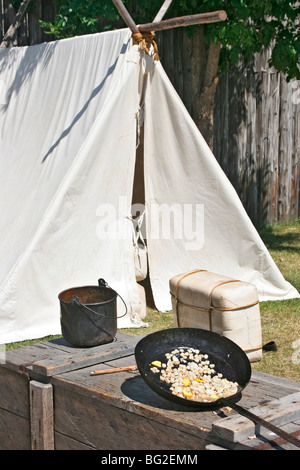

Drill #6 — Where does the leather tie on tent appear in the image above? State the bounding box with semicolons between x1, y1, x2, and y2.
112;0;227;63
132;31;159;61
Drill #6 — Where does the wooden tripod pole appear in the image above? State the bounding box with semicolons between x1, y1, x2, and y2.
153;0;174;22
111;0;139;33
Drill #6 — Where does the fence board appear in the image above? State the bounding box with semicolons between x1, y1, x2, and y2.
213;49;299;226
0;0;56;45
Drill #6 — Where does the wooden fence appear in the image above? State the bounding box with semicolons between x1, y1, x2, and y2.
157;28;300;227
0;0;56;45
214;49;299;226
1;2;299;226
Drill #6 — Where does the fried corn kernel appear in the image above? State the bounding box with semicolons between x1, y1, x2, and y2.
157;347;239;403
151;361;161;367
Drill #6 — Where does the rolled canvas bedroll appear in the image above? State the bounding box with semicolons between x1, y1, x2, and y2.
0;25;298;344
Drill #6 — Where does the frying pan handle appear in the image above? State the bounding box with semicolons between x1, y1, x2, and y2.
220;398;300;448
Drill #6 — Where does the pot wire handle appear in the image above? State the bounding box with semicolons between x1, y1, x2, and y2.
71;295;127;319
98;278;108;288
116;293;128;318
98;278;128;319
70;279;128;319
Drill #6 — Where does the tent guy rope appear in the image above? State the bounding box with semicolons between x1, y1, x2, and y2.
132;31;160;62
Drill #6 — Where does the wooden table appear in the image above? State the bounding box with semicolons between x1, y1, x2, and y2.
1;332;300;450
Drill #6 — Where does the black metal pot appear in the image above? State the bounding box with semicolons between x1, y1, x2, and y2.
58;278;127;347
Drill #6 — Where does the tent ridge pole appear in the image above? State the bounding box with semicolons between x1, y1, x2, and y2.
139;11;227;32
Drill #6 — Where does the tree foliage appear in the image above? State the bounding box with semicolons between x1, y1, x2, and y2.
36;0;299;80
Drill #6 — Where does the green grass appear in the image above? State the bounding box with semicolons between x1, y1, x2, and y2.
252;220;300;381
255;298;300;380
6;220;300;382
258;220;300;290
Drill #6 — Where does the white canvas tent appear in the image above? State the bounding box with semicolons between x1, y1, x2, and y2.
0;28;298;344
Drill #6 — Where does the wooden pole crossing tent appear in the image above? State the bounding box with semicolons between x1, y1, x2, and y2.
0;1;298;344
111;0;227;33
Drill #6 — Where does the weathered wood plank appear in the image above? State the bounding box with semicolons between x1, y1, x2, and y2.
0;366;29;418
4;343;62;373
278;78;292;221
54;432;96;450
53;379;212;450
0;407;30;450
242;423;300;450
51;354;215;443
211;392;300;443
251;370;300;392
30;381;54;450
3;332;138;378
32;341;137;377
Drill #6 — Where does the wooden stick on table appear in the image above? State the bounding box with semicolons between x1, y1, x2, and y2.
90;365;138;376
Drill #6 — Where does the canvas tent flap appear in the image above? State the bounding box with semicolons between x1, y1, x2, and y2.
0;29;147;343
143;62;299;311
0;29;131;286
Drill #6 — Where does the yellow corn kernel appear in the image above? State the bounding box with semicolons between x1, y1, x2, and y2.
193;377;204;383
183;389;193;398
209;394;219;399
150;361;161;367
182;378;190;387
